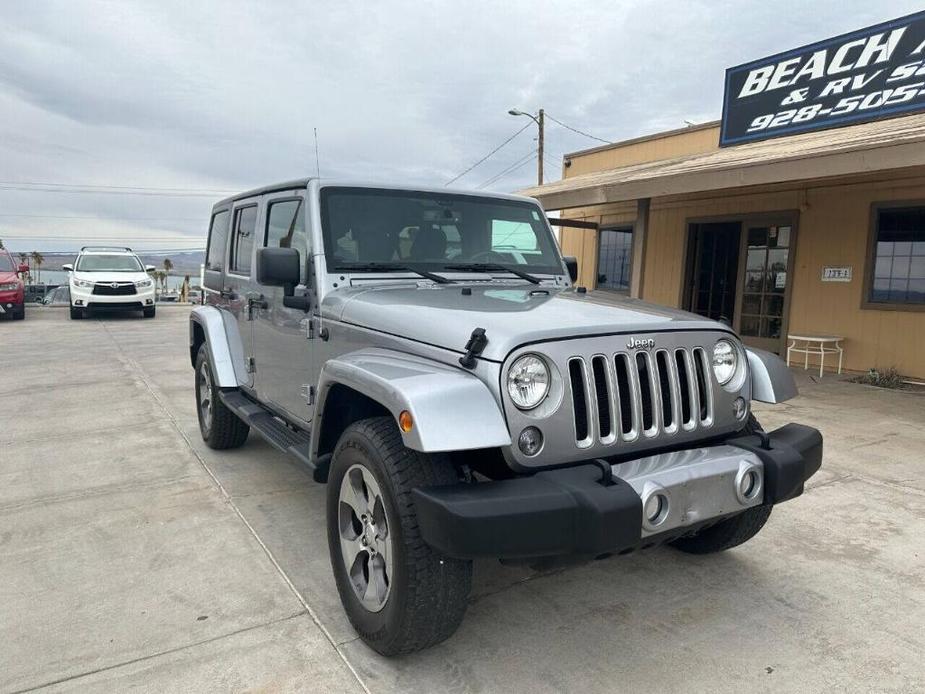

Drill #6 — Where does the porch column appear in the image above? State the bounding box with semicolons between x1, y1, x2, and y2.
630;197;649;299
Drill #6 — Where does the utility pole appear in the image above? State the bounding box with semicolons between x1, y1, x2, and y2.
508;108;545;185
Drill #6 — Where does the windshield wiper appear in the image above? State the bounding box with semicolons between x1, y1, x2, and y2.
444;263;541;284
334;263;451;284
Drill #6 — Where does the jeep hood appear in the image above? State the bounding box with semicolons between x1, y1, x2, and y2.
324;283;725;362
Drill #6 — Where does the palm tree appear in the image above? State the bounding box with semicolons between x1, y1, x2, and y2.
0;238;4;249
31;251;44;283
162;258;174;292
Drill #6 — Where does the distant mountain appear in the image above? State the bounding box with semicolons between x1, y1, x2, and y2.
38;250;205;276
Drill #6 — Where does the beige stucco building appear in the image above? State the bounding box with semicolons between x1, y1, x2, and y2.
523;113;925;379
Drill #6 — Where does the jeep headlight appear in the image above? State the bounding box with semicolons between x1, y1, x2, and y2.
507;354;550;410
712;339;739;386
71;278;93;288
135;279;153;288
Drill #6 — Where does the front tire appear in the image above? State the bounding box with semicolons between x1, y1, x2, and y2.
12;306;24;320
69;306;83;319
143;306;156;319
669;505;772;554
327;416;472;656
195;344;249;449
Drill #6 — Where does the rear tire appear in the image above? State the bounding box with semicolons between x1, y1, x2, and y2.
670;505;773;554
327;416;472;656
143;306;156;319
195;344;249;449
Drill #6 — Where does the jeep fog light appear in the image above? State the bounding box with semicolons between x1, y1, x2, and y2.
518;426;543;456
733;397;747;420
507;354;550;409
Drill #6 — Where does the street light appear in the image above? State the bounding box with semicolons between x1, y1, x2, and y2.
508;108;544;185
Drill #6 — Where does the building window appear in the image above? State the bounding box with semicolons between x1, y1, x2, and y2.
597;228;632;291
869;206;925;306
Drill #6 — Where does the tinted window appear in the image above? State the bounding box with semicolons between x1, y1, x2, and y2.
265;199;305;250
230;205;258;275
320;188;561;274
206;210;230;271
871;207;925;305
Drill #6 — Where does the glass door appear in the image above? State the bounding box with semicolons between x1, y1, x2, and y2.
735;221;795;354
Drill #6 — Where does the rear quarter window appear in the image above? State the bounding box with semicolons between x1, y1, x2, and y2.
206;210;230;271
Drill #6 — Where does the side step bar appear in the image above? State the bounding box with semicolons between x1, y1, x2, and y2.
219;390;316;472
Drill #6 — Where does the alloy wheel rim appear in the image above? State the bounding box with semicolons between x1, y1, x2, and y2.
338;464;393;612
199;363;213;431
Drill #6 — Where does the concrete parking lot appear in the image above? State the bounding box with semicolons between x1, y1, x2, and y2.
1;306;923;693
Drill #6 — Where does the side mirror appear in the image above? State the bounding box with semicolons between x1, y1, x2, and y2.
62;263;73;272
257;247;300;287
145;265;156;273
563;256;578;283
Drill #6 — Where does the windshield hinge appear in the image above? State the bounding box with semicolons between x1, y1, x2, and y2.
459;327;488;369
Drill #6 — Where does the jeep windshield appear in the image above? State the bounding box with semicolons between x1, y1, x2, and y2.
76;254;143;272
320;187;563;279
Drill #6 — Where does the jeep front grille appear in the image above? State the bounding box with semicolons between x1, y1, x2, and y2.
568;347;714;448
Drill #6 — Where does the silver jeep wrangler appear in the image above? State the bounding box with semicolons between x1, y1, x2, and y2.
190;179;822;655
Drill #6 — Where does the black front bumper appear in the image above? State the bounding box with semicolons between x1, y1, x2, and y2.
413;423;822;560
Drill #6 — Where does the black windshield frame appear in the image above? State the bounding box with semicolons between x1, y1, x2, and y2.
319;187;565;277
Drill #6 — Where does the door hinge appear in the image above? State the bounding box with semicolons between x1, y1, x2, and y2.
246;356;256;374
301;384;315;406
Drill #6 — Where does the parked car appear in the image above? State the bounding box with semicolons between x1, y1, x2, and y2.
62;246;157;319
190;179;823;656
40;285;71;305
0;248;27;320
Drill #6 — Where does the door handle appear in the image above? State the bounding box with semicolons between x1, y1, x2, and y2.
248;294;269;310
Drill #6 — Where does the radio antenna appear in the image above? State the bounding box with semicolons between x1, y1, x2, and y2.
313;127;321;178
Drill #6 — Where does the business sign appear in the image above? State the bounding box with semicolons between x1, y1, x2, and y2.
720;10;925;146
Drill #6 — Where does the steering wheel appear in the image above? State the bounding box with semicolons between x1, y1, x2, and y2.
469;250;506;264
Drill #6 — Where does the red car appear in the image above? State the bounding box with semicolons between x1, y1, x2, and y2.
0;248;27;320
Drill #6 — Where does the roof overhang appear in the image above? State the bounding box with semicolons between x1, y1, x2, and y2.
521;113;925;210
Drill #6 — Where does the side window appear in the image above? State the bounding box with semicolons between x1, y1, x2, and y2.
230;205;258;275
265;199;305;250
206;210;230;271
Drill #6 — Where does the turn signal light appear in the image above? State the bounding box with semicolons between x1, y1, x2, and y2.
399;410;414;432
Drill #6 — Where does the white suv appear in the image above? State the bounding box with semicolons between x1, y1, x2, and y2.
63;247;157;319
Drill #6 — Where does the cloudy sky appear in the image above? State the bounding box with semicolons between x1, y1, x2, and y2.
0;0;920;253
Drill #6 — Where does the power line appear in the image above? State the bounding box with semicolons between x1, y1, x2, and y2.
477;149;538;189
0;213;202;221
545;113;612;145
0;185;228;198
0;180;236;193
445;122;533;187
